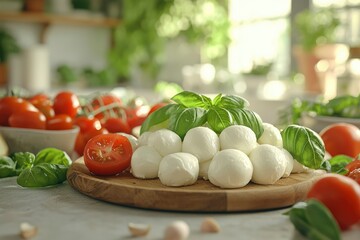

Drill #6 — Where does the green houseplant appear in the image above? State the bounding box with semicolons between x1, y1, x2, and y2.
0;28;21;86
293;8;346;94
107;0;230;85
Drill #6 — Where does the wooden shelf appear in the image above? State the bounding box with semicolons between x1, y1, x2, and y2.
0;11;120;44
0;11;120;28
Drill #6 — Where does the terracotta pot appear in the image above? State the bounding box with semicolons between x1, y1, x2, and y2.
293;46;321;93
0;63;7;87
24;0;45;12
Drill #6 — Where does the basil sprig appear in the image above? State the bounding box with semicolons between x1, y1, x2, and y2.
281;125;325;169
284;200;341;240
140;91;263;139
0;148;71;188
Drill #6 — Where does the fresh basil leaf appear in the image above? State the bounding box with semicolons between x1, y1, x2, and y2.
286;201;340;240
305;200;341;240
34;148;72;167
321;155;352;174
228;108;264;139
281;125;325;169
326;95;358;115
17;163;68;188
11;152;35;171
341;105;360;118
140;104;183;134
171;91;212;109
207;106;234;134
0;156;17;178
212;93;223;106
168;107;207;139
214;95;250;109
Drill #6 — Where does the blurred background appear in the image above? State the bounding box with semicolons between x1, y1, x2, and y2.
0;0;359;124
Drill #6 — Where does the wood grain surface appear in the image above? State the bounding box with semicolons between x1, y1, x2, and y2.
67;157;325;212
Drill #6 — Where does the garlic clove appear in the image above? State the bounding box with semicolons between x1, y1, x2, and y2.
164;220;190;240
128;222;151;237
20;222;38;239
200;217;220;233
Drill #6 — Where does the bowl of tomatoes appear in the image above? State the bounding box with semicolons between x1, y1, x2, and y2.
0;92;82;155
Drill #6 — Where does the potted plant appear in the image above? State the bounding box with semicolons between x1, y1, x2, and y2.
293;8;346;94
0;28;21;86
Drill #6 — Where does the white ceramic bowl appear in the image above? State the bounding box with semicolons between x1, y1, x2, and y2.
300;113;360;133
0;126;79;155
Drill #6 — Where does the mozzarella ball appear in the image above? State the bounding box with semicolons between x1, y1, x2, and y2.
199;160;211;180
147;129;182;157
258;123;283;148
138;132;151;146
117;133;138;151
292;159;309;173
182;127;220;163
208;149;253;188
131;146;162;179
219;125;257;155
281;148;294;177
249;144;286;185
158;153;199;187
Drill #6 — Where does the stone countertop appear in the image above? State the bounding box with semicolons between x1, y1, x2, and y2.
1;177;359;240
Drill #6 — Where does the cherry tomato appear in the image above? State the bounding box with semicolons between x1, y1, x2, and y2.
83;133;132;175
90;94;123;121
348;169;360;184
9;110;46;129
29;93;49;103
0;97;38;126
46;114;73;130
148;102;168;116
74;126;108;156
345;159;360;175
306;173;360;230
74;116;102;133
53;91;80;118
103;117;131;134
126;107;148;129
319;123;360;158
32;99;55;119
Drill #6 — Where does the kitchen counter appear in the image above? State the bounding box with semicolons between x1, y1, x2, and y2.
1;177;359;240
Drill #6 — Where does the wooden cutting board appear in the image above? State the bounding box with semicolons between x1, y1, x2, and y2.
67;157;325;212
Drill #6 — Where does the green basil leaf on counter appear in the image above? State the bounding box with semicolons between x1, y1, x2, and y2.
168;107;207;139
281;125;325;169
0;156;18;178
326;94;359;115
171;91;212;109
207;106;233;134
11;152;35;171
34;148;71;167
320;155;352;174
17;163;68;188
228;108;264;139
140;104;183;134
213;94;249;109
285;200;340;240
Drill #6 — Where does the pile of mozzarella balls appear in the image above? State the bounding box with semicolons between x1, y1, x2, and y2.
127;124;309;189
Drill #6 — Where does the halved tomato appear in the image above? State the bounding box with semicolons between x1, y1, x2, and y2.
83;133;132;175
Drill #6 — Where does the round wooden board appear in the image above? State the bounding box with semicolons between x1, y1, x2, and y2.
67;157;325;212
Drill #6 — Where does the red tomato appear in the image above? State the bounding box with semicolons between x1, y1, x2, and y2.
83;133;132;175
74;127;108;156
53;91;80;118
9;110;46;129
29;93;49;103
345;159;360;175
126;106;148;129
306;173;360;230
74;116;102;133
348;169;360;184
103;117;131;134
46;114;73;130
32;99;55;119
148;102;168;116
319;123;360;158
0;96;38;126
90;94;123;121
